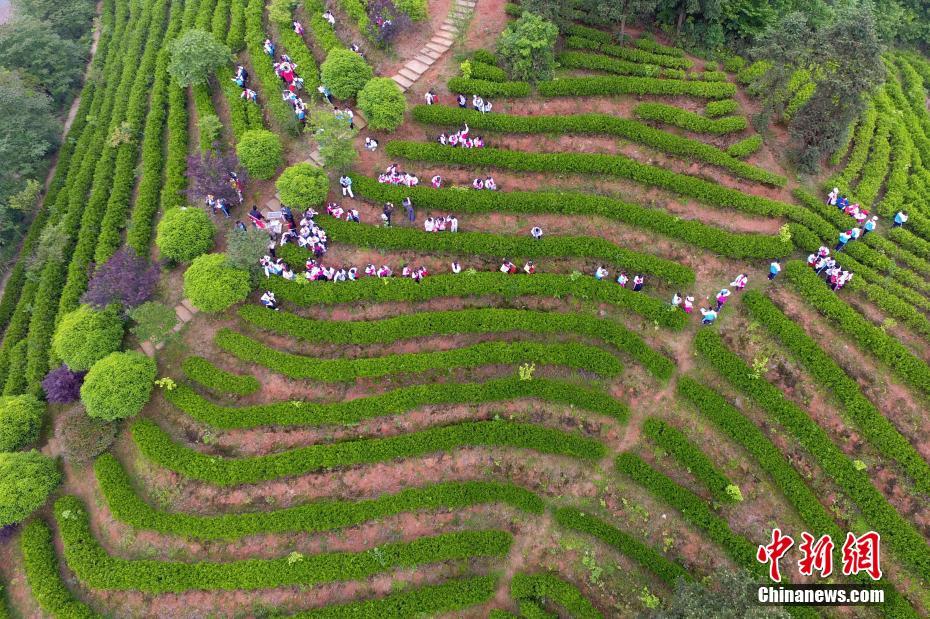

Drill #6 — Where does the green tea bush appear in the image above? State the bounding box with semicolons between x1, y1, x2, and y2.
155;207;216;263
183;253;251;313
0;394;44;452
240;305;673;378
55;494;512;593
276;163;330;208
52;305;124;371
0;451;60;526
352;176;791;259
446;77;531;97
320;48;373;99
725;135;763;159
511;572;602;618
411;106;784;185
20;520;97;618
556;51;660;77
132;417;604;484
97;452;542;539
634;102;747;134
236;129;283;180
167;374;627;429
181;356;259;395
81;351;157;421
215;328;624;380
537;75;733;99
357;77;406;131
704;99;738;117
564;36;691;69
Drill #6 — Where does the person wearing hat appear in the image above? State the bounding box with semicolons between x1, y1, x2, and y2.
862;215;878;237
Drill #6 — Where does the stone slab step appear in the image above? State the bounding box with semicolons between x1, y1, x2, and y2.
398;67;420;82
392;74;413;90
425;42;448;54
439;24;457;34
140;340;156;357
457;0;476;7
431;34;455;45
180;298;196;313
420;47;441;60
176;305;194;322
414;54;436;66
407;58;430;73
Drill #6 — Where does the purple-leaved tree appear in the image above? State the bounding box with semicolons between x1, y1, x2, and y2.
82;248;160;310
186;148;248;206
41;365;87;403
367;0;410;46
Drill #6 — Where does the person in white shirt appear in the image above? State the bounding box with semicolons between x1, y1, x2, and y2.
451;261;462;274
449;216;458;232
531;226;543;240
700;308;717;325
594;266;609;280
671;292;682;308
364;137;378;151
322;10;335;25
424;217;434;232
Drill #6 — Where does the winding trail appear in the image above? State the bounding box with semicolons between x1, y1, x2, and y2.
390;0;476;91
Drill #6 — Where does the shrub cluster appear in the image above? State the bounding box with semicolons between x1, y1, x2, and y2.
0;394;44;452
735;60;770;85
131;417;605;484
725;135;763;159
264;271;686;328
633;102;747;134
351;176;791;259
357;77;406;131
285;215;693;285
155;207;216;263
446;77;531;97
384;141;797;219
20;520;97;618
411;105;783;186
641;418;736;503
854;117;891;207
565;36;692;69
634;36;684;57
52;305;124;372
168;374;627;429
184;253;251;313
553;507;689;585
295;577;498;617
785;261;930;397
828;102;877;192
0;451;60;526
695;327;930;582
240;305;673;379
336;0;372;43
470;61;508;82
537;75;733;99
472;49;498;65
691;70;727;82
215;328;624;380
181;356;259;395
510;572;602;618
81;351;157;421
320;48;373;99
556;51;661;78
55;406;118;463
236;129;283;180
743;291;930;495
276;163;330;208
704;99;738;117
55;494;511;593
97;453;542;540
563;24;611;44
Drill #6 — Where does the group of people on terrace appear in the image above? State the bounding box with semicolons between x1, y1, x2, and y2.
376;164;419;188
673;273;748;326
233;65;258;104
806;245;854;291
438;124;485;149
269;41;310;124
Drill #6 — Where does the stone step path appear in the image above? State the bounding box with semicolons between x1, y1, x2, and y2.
391;0;477;91
140;299;198;357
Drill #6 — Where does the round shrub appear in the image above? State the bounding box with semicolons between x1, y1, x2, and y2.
51;305;124;372
357;77;406;131
236;129;283;180
320;49;373;99
41;365;86;404
0;394;44;452
275;163;330;208
0;451;60;526
55;406;118;463
155;207;216;263
80;352;157;421
183;253;252;313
